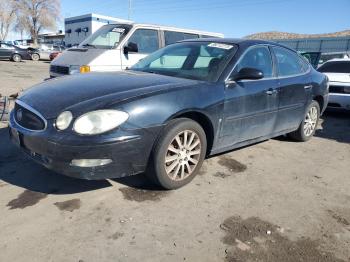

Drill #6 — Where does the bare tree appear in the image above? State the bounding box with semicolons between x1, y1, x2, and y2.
15;0;60;45
0;0;17;40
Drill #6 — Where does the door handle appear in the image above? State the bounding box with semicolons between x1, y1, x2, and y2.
304;85;313;90
266;89;278;95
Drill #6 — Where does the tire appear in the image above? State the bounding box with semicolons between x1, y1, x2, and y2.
31;53;40;61
12;54;21;62
288;100;320;142
147;118;207;190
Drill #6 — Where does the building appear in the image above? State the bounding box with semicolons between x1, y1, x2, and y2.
38;32;65;45
64;13;131;47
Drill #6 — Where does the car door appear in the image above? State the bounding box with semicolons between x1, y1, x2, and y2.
272;46;312;132
0;43;14;58
121;28;160;69
219;45;279;148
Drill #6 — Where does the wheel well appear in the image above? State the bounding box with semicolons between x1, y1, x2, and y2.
313;95;324;111
173;112;214;155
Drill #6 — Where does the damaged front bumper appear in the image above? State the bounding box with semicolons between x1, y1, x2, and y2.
8;112;161;180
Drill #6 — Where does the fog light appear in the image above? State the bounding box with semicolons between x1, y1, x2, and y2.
70;159;112;167
80;65;90;73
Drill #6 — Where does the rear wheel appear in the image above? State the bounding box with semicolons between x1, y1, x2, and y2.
147;118;207;189
288;100;320;141
12;54;21;62
31;53;40;61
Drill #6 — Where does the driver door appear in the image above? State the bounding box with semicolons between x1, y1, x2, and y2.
121;28;160;69
219;45;279;147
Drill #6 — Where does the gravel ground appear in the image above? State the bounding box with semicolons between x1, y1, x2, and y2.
0;60;350;262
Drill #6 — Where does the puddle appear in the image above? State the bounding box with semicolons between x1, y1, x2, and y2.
119;187;168;202
218;156;247;173
220;216;343;262
7;190;47;209
54;199;81;212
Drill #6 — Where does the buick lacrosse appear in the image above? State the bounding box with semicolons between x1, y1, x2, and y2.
9;39;329;189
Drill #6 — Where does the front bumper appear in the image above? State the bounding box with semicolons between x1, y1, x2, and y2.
328;93;350;111
9;112;162;180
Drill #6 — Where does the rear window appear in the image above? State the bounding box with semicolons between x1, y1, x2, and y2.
318;61;350;73
164;31;199;46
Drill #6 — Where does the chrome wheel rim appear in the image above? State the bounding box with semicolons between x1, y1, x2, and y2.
164;130;201;181
304;106;318;136
32;54;39;61
14;55;20;62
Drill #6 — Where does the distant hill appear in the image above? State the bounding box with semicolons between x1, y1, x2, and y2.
245;30;350;40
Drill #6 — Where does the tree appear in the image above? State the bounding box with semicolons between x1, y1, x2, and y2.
0;0;17;40
15;0;60;45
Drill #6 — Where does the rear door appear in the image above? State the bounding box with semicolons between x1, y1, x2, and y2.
219;45;279;147
121;28;160;69
272;46;312;132
0;43;14;58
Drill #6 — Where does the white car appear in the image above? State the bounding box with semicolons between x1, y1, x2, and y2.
50;23;223;77
318;59;350;111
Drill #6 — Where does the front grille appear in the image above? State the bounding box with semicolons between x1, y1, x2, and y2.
50;65;69;75
14;102;46;131
329;85;350;94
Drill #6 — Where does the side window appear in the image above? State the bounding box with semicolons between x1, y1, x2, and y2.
164;31;199;46
128;29;159;53
273;47;307;77
235;46;273;78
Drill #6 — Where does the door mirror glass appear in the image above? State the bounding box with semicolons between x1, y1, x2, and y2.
124;42;138;54
232;67;264;81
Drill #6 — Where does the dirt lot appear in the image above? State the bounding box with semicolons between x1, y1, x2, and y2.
0;60;350;262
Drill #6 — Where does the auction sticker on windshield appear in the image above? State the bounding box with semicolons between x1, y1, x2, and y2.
207;43;234;50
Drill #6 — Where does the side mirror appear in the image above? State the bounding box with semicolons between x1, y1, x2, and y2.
123;42;138;54
232;67;264;81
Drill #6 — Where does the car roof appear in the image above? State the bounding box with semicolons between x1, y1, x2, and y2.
180;38;295;51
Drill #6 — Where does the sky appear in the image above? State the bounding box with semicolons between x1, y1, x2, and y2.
8;0;350;39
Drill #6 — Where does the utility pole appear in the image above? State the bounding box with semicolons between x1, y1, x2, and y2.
128;0;132;20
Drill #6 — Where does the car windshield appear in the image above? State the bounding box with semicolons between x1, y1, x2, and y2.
131;42;237;82
80;24;131;49
318;61;350;73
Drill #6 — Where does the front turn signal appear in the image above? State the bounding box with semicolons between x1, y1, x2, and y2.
80;65;91;73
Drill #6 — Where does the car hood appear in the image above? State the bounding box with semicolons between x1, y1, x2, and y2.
323;72;350;84
18;71;197;119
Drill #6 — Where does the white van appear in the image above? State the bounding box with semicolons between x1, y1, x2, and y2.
50;23;223;77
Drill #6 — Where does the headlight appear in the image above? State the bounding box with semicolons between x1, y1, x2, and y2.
55;111;73;130
73;110;129;135
69;65;80;75
69;65;90;74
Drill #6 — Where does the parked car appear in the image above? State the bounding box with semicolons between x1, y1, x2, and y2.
318;58;350;111
39;45;65;60
0;40;30;49
49;51;62;61
0;43;39;62
50;23;223;77
9;39;329;189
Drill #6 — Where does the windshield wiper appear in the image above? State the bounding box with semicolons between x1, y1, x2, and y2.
82;43;96;48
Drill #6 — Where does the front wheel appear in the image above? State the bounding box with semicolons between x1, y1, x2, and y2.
31;53;40;61
147;118;207;190
288;100;320;142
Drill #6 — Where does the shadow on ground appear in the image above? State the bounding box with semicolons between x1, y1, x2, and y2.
315;111;350;144
0;126;112;194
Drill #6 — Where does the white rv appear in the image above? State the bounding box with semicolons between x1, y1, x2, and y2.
50;23;223;77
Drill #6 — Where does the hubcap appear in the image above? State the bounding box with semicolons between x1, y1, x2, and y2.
304;106;318;136
164;130;201;181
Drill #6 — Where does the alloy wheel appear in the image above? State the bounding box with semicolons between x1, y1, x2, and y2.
164;130;201;181
304;106;318;136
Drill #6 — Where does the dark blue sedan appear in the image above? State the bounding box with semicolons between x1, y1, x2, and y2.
9;39;329;189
